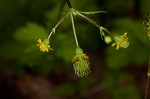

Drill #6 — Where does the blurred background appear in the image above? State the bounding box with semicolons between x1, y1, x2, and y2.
0;0;150;99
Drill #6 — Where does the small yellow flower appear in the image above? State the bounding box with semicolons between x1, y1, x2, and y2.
112;32;129;50
37;39;53;52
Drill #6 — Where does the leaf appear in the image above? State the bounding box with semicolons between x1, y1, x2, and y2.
79;11;107;15
13;22;48;43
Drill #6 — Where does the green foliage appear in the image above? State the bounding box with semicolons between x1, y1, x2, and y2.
14;22;48;43
54;33;75;63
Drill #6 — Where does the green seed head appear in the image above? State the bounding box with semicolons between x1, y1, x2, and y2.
73;59;90;77
72;47;90;77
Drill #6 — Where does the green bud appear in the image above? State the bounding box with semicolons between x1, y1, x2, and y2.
104;36;112;44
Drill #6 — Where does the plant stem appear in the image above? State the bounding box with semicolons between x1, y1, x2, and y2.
48;13;69;39
66;0;72;8
145;56;150;99
76;12;115;37
77;12;100;28
71;13;79;47
103;28;115;37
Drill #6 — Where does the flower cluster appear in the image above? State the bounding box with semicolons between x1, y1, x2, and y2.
72;47;90;77
37;0;129;77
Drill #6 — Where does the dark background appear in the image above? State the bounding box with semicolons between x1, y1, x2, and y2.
0;0;150;99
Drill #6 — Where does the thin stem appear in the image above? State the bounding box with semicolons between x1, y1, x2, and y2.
48;13;69;39
145;56;150;99
76;12;115;37
66;0;72;8
47;28;54;39
71;13;79;47
103;28;115;37
77;12;100;28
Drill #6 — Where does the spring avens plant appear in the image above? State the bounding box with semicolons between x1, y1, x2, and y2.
37;0;129;77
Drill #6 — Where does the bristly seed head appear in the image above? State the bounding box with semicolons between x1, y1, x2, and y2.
72;47;90;77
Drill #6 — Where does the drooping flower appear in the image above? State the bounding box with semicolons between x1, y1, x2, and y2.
72;47;90;77
112;32;129;50
37;39;53;52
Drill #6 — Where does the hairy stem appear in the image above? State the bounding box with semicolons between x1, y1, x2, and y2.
71;13;79;47
145;56;150;99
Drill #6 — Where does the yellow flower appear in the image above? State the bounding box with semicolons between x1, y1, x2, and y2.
37;39;53;52
112;32;129;50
